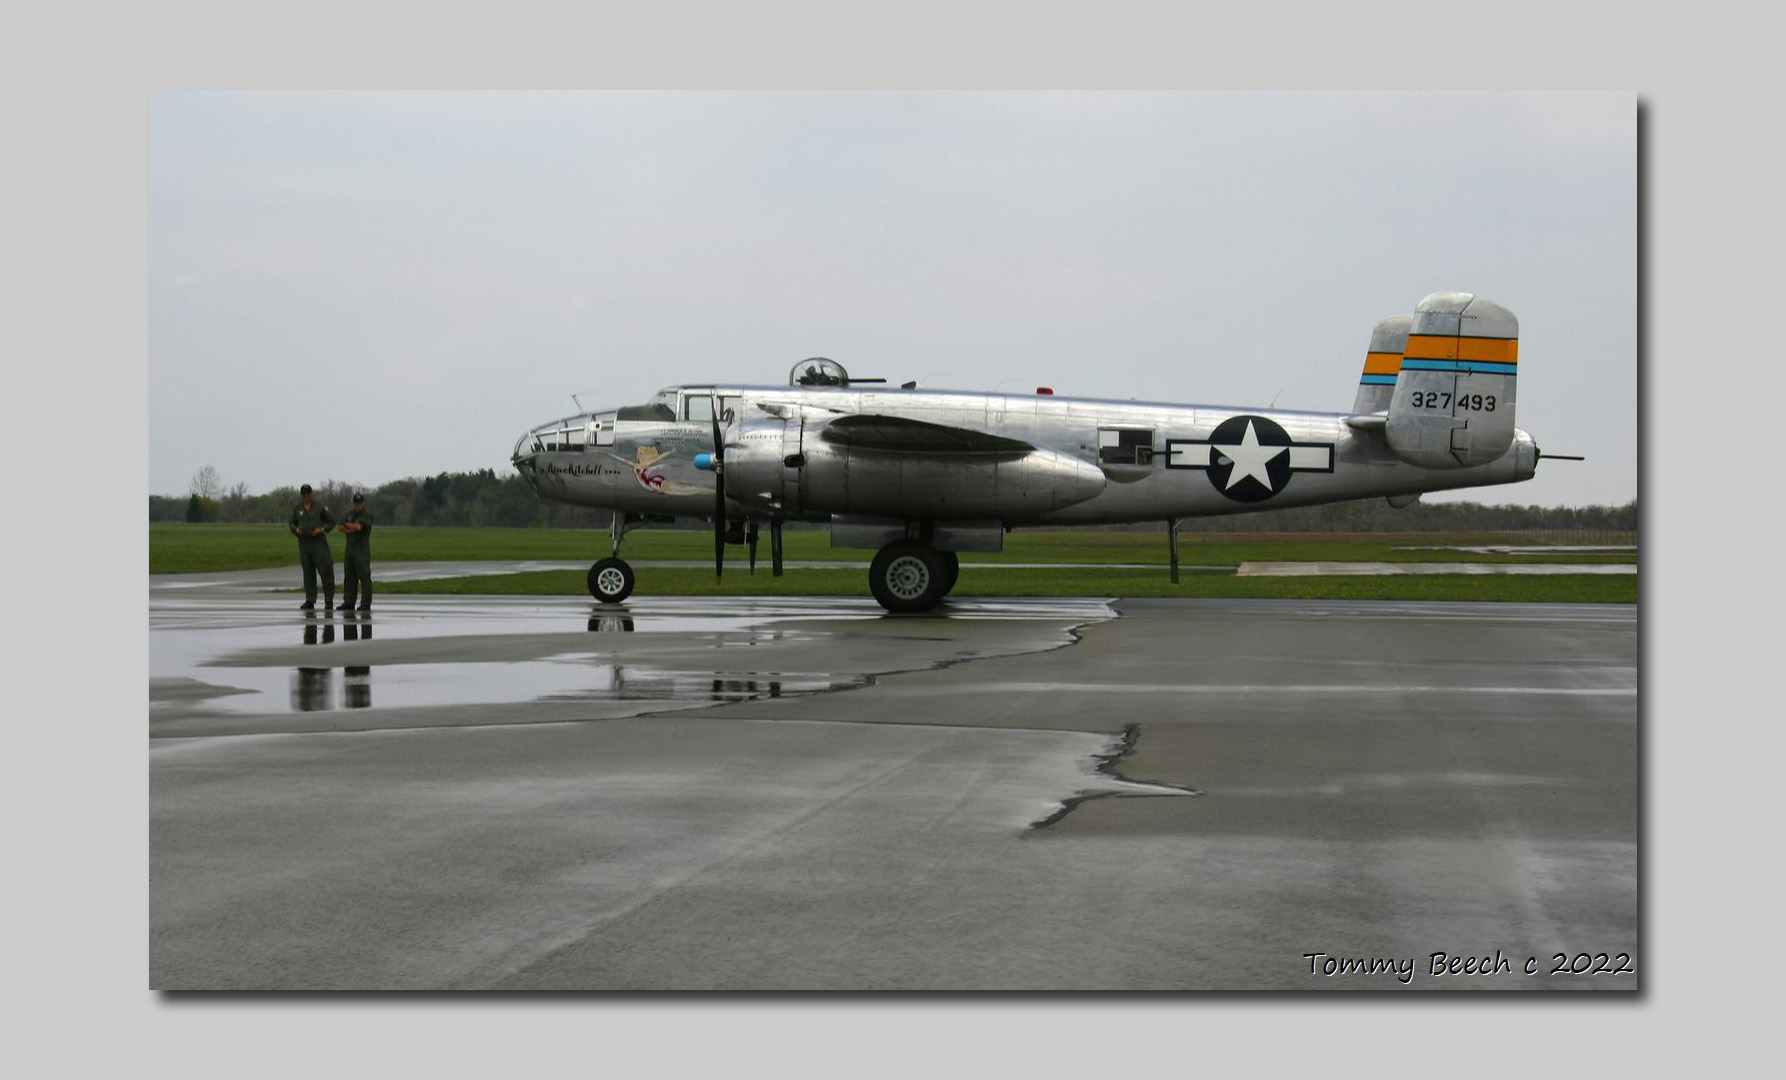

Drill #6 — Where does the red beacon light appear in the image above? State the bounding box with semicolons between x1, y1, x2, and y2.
1036;386;1054;395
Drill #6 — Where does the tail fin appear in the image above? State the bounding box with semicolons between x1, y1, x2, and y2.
1384;292;1519;468
1352;315;1411;414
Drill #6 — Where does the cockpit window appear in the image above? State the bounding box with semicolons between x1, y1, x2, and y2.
518;415;597;455
616;403;676;422
683;394;715;423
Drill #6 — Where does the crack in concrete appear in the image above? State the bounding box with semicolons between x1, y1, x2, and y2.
1027;724;1202;831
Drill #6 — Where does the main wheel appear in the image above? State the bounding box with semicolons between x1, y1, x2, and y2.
588;557;635;603
938;550;960;597
869;540;946;613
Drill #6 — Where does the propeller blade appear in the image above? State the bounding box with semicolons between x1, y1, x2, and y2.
712;411;725;583
747;522;759;574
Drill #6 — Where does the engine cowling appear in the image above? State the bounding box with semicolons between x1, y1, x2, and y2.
724;415;1107;519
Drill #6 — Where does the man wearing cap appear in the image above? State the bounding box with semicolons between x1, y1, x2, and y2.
337;493;374;612
288;484;336;611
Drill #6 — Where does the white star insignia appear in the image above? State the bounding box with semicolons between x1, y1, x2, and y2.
1212;419;1286;491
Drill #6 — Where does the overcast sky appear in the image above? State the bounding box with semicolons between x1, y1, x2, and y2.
149;91;1635;506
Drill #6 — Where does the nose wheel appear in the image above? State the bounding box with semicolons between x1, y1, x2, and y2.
588;556;636;603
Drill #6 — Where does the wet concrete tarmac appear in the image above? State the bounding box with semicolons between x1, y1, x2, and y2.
150;573;1637;991
1237;561;1637;575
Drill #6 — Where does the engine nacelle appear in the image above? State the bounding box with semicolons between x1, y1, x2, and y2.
724;415;1107;520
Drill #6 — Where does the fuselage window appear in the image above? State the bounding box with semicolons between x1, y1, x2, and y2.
683;394;715;424
1098;428;1155;466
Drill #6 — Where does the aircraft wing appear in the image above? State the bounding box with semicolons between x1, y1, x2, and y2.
817;414;1035;454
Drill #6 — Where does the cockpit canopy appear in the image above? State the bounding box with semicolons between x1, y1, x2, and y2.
791;357;850;387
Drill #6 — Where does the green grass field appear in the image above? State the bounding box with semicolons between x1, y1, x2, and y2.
149;523;1635;571
150;523;1636;603
374;565;1635;603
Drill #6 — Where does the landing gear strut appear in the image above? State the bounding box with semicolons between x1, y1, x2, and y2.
590;511;638;604
869;540;957;613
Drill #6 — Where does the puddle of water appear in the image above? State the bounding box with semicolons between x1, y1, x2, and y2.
149;595;1108;717
167;657;869;715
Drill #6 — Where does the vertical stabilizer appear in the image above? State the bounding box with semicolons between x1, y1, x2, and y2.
1384;292;1519;468
1352;315;1410;414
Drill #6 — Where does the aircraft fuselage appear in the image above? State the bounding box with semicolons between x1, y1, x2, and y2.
513;385;1536;526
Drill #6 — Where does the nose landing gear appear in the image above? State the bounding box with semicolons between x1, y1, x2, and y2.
588;557;635;603
589;511;640;604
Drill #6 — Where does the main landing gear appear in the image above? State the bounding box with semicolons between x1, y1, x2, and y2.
588;511;963;613
868;540;960;613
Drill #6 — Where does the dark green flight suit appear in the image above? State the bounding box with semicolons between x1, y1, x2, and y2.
288;500;336;608
341;506;373;610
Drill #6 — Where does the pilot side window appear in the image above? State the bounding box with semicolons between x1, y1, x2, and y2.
1098;428;1155;466
684;395;715;424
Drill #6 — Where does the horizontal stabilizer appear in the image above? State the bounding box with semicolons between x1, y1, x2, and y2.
818;414;1035;454
1345;412;1387;431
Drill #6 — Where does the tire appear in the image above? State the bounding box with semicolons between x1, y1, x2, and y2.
588;557;635;603
869;540;946;613
937;550;960;597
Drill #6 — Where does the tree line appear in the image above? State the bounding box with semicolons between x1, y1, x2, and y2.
154;468;611;529
153;466;1637;535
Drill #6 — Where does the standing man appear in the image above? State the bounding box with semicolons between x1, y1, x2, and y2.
288;483;336;611
337;492;374;612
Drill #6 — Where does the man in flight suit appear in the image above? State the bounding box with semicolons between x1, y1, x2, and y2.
336;492;374;612
288;484;336;611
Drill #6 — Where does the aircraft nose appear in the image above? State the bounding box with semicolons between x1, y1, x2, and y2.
512;427;543;486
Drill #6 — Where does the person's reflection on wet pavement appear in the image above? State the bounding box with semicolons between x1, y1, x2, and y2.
291;667;332;711
344;666;371;709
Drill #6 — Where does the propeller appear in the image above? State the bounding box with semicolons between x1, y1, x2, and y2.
711;410;726;583
747;522;759;574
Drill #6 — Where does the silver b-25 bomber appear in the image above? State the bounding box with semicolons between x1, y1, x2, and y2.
513;291;1576;612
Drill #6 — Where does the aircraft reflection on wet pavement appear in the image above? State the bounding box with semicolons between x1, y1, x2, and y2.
238;605;861;714
274;659;857;714
514;292;1582;612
